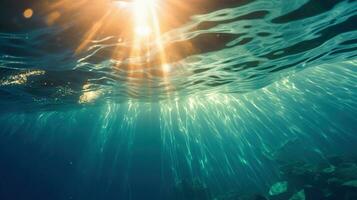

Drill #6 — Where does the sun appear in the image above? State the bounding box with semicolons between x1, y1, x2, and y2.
45;0;178;76
132;0;158;38
125;0;170;75
113;0;158;38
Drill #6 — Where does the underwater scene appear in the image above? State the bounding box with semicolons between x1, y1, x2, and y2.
0;0;357;199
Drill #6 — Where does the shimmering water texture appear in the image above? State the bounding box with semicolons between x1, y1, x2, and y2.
0;0;357;199
0;0;356;105
0;63;356;199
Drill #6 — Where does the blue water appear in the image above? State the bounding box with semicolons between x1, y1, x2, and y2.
0;0;357;199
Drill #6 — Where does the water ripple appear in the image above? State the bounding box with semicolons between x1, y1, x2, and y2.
0;0;356;108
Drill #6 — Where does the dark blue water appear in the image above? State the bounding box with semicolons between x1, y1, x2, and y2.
0;0;357;199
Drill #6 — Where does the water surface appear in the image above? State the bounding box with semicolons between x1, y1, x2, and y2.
0;0;356;199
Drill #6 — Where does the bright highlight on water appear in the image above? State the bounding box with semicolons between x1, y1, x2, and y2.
0;0;356;200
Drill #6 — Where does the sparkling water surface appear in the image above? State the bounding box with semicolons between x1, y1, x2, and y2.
0;0;356;199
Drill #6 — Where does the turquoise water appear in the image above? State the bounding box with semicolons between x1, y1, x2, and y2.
0;0;357;199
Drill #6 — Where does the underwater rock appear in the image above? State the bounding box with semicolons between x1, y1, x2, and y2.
322;165;336;174
326;155;347;166
288;189;305;200
213;192;268;200
327;155;357;167
239;194;268;200
275;155;357;200
269;181;288;196
303;185;324;200
342;180;357;188
253;195;268;200
335;163;357;181
212;191;241;200
173;178;211;200
279;162;317;190
272;138;324;164
327;177;342;185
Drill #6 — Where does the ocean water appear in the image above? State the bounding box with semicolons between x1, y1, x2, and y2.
0;0;357;199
